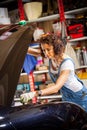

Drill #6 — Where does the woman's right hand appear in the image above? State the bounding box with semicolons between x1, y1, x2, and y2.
20;91;36;104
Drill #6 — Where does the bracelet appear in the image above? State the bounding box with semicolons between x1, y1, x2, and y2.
38;90;42;96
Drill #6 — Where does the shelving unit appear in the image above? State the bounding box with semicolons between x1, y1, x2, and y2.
27;7;87;47
21;6;87;88
15;3;87;105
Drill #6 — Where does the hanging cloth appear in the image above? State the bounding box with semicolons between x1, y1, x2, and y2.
57;0;65;22
57;0;80;68
23;54;37;74
18;0;26;25
57;0;67;39
18;0;25;21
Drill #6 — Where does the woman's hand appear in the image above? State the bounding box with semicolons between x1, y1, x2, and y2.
20;91;36;104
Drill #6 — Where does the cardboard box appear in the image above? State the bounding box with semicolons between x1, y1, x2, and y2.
0;8;8;18
0;17;11;24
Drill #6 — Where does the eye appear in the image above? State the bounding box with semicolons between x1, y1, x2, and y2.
42;49;45;53
47;49;51;52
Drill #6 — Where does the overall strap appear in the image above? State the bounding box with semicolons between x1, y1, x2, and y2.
58;58;75;74
60;58;75;67
49;59;57;83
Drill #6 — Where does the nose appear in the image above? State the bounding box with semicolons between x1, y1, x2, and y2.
45;50;49;57
45;50;48;54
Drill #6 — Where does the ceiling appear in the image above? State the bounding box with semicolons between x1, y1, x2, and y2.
0;0;18;11
0;0;32;11
0;0;87;12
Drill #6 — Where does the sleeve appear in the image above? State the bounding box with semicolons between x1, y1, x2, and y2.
60;59;74;71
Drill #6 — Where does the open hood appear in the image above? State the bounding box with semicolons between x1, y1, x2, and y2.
0;24;34;107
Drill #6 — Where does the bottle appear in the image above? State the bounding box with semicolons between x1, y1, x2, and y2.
82;46;87;65
75;47;84;66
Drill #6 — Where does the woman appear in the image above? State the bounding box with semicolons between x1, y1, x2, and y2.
20;33;87;112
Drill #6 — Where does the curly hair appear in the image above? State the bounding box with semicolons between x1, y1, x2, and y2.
38;33;66;56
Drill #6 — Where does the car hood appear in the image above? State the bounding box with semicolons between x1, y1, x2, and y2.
0;24;34;106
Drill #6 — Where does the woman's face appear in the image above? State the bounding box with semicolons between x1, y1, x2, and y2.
41;43;55;59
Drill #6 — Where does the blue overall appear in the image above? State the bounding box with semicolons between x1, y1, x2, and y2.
49;58;87;112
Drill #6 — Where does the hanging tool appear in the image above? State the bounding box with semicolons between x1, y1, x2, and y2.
17;0;26;25
57;0;67;41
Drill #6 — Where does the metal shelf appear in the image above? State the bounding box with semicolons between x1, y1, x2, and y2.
75;65;87;70
28;14;75;23
29;43;40;48
20;70;49;76
27;7;87;23
65;7;87;15
37;95;62;100
33;70;49;74
14;94;62;101
69;37;87;42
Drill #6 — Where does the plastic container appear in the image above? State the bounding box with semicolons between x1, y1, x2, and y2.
24;2;42;20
